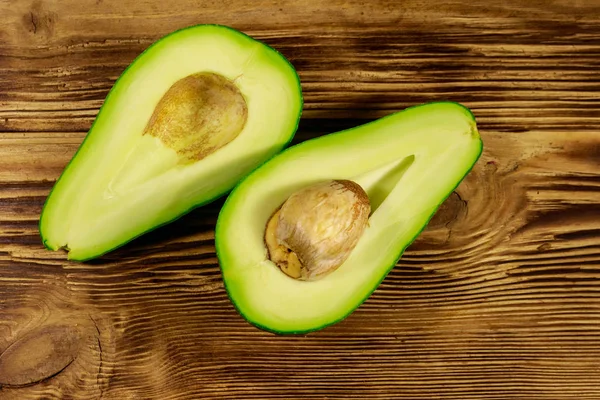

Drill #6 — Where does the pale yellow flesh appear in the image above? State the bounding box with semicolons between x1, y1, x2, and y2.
40;26;301;260
217;102;482;333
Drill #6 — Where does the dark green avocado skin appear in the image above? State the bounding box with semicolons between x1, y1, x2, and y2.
39;24;303;261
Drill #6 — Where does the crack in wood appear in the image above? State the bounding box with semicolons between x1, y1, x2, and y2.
29;12;37;34
89;315;105;399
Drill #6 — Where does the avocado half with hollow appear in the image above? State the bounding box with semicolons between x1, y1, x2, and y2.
216;102;483;334
40;25;302;261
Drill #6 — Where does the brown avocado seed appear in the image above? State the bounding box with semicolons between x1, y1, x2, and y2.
144;72;248;163
264;180;371;281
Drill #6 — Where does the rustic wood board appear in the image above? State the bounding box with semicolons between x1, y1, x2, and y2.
1;0;600;398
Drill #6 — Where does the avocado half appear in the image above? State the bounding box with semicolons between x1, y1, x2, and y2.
40;25;302;261
216;102;483;334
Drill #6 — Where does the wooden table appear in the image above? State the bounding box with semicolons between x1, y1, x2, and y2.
1;0;599;398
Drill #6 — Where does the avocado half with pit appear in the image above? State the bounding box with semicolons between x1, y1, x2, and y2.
216;102;483;334
40;25;302;261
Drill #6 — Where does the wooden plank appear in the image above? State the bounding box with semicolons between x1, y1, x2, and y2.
1;0;600;398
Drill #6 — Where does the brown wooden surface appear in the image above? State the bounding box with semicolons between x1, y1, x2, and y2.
1;0;600;398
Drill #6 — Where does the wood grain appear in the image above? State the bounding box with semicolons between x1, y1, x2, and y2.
1;0;600;398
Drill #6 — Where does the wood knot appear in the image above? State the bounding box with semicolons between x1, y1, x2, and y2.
0;281;114;398
0;324;81;386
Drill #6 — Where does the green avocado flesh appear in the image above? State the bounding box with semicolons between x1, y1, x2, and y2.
216;102;483;334
40;25;302;261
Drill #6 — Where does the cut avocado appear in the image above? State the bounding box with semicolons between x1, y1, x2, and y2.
40;25;302;261
216;102;483;334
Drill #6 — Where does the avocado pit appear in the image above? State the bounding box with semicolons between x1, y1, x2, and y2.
144;72;248;163
265;180;371;281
